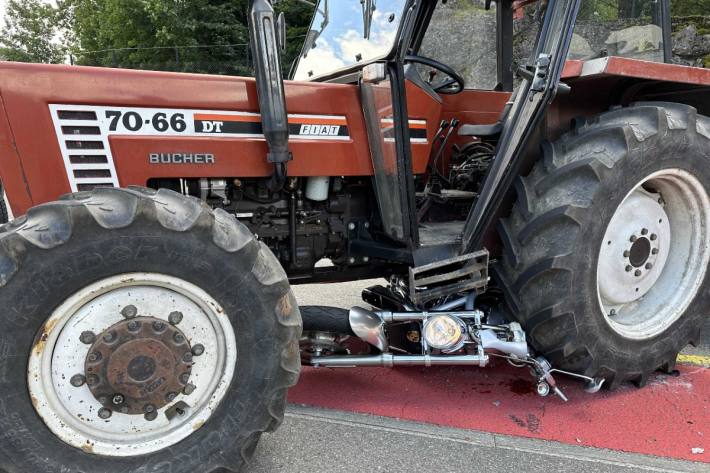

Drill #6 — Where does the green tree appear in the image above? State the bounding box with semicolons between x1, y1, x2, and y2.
0;0;70;63
671;0;710;17
274;0;315;76
70;0;253;75
69;0;313;76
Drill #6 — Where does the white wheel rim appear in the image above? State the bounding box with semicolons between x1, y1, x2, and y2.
597;169;710;340
27;273;237;456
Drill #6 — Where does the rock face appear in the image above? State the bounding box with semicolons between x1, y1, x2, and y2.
673;24;710;67
419;4;498;90
417;2;710;91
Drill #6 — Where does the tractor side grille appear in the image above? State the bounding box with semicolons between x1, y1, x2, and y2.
49;105;120;192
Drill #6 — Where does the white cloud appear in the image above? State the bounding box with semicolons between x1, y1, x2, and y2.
293;3;402;80
293;38;347;80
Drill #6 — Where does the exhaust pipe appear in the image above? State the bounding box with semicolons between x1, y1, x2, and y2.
349;307;387;351
249;0;292;191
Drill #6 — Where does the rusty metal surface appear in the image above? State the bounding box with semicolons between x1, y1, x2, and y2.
85;317;193;415
562;56;710;86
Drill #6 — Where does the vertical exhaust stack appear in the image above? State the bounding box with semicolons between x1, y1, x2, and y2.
249;0;291;191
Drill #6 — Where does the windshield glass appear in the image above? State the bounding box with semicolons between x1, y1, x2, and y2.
293;0;407;80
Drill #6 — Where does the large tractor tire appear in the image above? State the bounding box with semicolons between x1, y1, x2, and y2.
496;103;710;388
0;187;301;473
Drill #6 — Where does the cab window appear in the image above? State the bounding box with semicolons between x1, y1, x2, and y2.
418;0;499;91
572;0;665;62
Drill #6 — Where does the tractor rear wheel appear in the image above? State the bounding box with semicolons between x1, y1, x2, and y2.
496;103;710;387
0;187;301;472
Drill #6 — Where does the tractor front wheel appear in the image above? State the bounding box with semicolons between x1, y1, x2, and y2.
0;187;301;472
496;103;710;387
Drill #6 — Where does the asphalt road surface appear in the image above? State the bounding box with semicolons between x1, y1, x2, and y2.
252;406;706;473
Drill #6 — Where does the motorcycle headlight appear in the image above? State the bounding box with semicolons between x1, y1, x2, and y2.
422;314;466;352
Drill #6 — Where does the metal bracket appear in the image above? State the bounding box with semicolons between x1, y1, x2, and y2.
408;249;489;305
530;53;551;96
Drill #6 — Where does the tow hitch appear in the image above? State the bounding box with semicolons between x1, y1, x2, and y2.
305;306;604;401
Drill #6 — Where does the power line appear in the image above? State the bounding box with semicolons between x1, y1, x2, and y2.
74;43;250;55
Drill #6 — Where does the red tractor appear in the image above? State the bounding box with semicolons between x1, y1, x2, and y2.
0;0;708;471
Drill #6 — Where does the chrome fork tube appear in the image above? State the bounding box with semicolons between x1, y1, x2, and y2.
311;353;489;368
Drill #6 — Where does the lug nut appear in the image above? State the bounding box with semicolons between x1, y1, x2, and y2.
623;250;630;257
179;373;190;384
98;408;112;420
165;392;178;402
86;374;99;386
70;374;86;387
625;265;633;272
121;305;138;319
652;248;659;255
635;269;642;277
630;235;637;243
348;222;356;231
536;382;550;397
127;320;140;332
641;228;648;235
183;383;196;395
191;344;205;356
103;331;117;343
79;331;96;345
183;352;193;363
143;404;158;421
168;311;183;325
152;321;166;332
173;332;185;344
348;257;356;264
650;234;657;241
112;394;125;405
645;263;653;270
87;351;102;363
98;396;108;405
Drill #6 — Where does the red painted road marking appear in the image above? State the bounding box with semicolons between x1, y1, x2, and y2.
289;363;709;463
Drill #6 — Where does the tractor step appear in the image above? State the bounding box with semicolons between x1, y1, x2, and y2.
408;249;489;305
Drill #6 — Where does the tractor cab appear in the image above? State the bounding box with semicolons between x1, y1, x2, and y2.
287;0;675;273
287;0;576;272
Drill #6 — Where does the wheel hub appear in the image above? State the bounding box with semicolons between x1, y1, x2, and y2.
598;189;670;306
85;317;193;415
597;169;710;339
27;274;238;457
628;236;651;268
